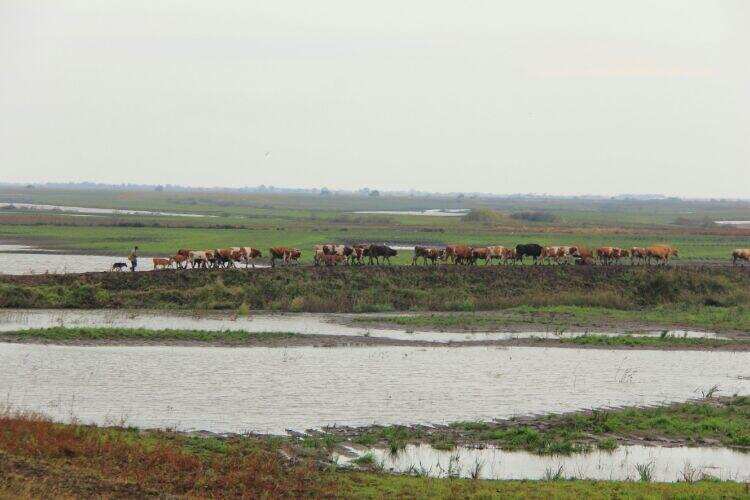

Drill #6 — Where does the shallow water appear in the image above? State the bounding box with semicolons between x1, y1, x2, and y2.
343;443;750;482
1;343;748;433
0;202;208;218
351;209;469;217
0;245;157;274
0;309;725;343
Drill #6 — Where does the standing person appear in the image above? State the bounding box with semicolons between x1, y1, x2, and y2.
128;245;139;272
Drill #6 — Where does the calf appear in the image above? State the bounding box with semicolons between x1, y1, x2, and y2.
152;257;171;270
269;247;301;267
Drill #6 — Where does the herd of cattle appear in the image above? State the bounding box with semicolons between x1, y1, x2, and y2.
139;243;750;270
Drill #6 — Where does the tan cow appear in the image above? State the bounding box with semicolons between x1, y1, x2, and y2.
732;249;750;266
471;247;492;265
646;245;678;265
630;247;648;265
152;257;171;270
486;246;506;264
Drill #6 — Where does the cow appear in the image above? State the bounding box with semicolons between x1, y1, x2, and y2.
152;257;171;270
541;246;565;265
569;245;594;262
646;245;678;265
444;245;473;265
176;249;191;258
596;247;614;265
501;247;518;265
214;248;237;268
516;244;544;264
349;245;366;265
170;254;189;269
412;246;445;265
486;246;506;264
364;244;397;265
471;247;492;265
269;247;300;267
188;251;209;269
630;247;648;265
732;249;750;266
323;254;345;266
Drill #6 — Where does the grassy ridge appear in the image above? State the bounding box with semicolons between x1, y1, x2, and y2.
332;397;750;456
354;305;750;332
1;266;748;313
1;411;748;498
0;327;297;343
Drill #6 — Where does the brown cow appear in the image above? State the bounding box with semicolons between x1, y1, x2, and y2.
596;247;616;265
413;246;444;265
269;247;301;267
171;254;189;269
152;257;171;270
646;245;678;265
349;245;366;265
323;254;345;266
732;249;750;266
443;245;473;265
501;247;518;265
214;248;237;268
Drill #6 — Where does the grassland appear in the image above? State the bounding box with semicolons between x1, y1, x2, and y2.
2;408;750;498
0;187;748;264
353;305;750;333
328;397;750;455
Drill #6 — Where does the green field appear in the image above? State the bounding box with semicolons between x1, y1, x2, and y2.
0;187;748;263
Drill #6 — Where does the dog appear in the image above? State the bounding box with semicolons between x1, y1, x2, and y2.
111;262;129;272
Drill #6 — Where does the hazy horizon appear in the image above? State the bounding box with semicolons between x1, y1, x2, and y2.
2;1;748;198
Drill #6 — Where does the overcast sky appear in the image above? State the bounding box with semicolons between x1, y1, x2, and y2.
1;1;748;197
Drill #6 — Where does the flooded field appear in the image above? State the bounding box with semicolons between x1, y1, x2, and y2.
345;443;750;482
0;202;208;217
0;244;156;274
0;309;724;344
1;343;748;433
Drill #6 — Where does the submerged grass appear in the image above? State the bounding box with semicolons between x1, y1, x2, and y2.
355;305;750;333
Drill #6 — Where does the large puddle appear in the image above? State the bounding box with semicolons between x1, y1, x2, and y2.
342;444;750;482
0;309;725;344
1;343;748;433
0;202;209;218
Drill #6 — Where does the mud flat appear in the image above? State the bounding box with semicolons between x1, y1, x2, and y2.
1;343;748;434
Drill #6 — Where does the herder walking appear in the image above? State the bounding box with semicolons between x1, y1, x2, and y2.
128;245;139;272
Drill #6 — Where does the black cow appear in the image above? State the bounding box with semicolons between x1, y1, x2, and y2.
364;244;398;265
515;243;544;264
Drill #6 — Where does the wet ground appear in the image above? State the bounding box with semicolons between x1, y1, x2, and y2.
0;244;158;274
339;443;750;482
1;343;748;433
